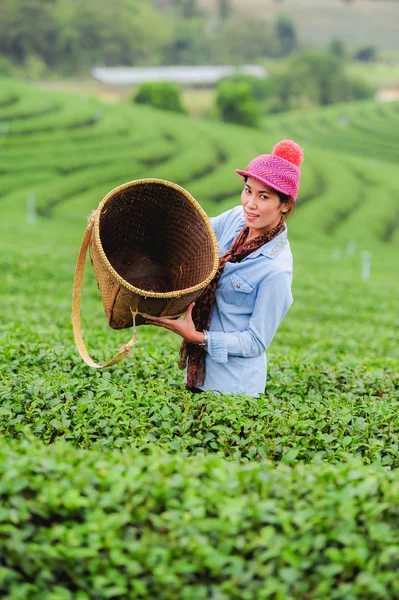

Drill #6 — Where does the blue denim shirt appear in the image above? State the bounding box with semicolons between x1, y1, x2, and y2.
194;205;293;397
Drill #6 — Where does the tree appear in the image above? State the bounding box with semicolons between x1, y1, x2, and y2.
0;0;56;65
163;0;203;19
0;0;173;74
291;51;344;106
66;0;172;68
133;82;187;113
216;81;260;127
264;50;375;114
218;74;272;102
210;16;275;63
218;0;232;21
180;0;201;19
355;46;377;62
163;18;210;65
329;38;346;60
274;14;297;57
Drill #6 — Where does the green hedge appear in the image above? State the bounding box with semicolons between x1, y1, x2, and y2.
1;359;399;465
1;439;399;599
134;82;187;114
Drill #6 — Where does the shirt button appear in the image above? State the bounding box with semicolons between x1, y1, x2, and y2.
236;284;241;289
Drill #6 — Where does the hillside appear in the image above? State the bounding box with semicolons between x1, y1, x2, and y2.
200;0;399;50
2;78;398;244
1;79;399;596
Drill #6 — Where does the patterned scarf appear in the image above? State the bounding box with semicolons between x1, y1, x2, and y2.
179;216;286;389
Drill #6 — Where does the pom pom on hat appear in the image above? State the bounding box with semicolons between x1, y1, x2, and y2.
272;140;304;168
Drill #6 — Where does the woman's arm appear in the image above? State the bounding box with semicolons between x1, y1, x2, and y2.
206;270;293;363
146;269;293;361
145;303;204;344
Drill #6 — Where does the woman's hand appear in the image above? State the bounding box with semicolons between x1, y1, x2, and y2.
145;302;204;344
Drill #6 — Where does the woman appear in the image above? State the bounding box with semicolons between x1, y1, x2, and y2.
147;140;303;397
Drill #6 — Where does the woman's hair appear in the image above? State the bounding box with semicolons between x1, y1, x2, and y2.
277;191;295;220
243;177;295;220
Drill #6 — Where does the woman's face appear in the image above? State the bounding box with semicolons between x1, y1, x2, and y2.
241;177;287;235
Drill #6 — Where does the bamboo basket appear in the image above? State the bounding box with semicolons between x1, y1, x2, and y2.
72;178;219;368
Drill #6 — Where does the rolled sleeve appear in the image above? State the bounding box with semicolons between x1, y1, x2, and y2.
207;331;228;363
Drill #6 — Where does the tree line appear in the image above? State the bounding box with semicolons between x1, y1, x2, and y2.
132;46;376;127
1;0;377;126
0;0;297;76
214;49;375;126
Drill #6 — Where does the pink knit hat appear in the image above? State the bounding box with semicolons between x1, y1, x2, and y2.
235;140;304;201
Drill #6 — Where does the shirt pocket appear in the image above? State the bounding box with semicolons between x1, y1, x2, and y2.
221;273;254;306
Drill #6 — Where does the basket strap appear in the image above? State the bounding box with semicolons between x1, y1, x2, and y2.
72;220;137;369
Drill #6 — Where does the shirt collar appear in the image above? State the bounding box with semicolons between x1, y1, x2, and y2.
233;216;289;260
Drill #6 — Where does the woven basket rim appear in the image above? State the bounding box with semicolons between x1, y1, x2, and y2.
93;178;219;299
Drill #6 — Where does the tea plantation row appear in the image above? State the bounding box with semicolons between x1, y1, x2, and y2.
1;78;399;598
2;79;399;244
2;439;399;599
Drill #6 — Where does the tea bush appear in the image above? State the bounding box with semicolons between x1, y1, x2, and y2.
2;439;399;599
134;82;187;114
1;78;399;597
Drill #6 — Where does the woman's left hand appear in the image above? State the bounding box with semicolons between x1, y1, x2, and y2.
145;302;204;344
